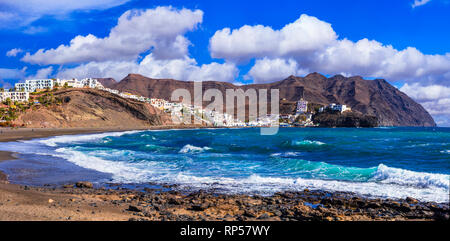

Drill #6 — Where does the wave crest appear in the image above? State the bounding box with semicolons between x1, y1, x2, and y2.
38;130;143;147
372;164;450;189
291;140;325;146
179;144;212;154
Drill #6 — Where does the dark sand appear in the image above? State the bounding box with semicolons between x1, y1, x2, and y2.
0;127;448;221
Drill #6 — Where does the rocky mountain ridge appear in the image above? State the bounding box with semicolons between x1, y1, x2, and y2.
98;73;435;127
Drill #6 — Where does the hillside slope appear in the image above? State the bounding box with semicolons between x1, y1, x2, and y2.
110;73;435;127
14;88;172;128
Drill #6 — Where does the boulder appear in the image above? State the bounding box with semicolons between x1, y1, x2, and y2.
75;181;93;188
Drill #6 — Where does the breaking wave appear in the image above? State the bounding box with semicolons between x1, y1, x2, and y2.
36;130;143;147
291;140;326;146
51;146;449;203
179;144;212;154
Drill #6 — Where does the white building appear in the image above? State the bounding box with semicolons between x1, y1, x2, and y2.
57;78;103;89
56;79;81;88
296;99;308;114
331;104;349;113
15;78;103;92
319;103;350;113
15;79;54;92
81;78;103;88
0;91;29;103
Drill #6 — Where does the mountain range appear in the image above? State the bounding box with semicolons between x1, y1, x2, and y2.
97;73;436;127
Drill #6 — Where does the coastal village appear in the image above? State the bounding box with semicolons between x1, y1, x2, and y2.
0;78;352;127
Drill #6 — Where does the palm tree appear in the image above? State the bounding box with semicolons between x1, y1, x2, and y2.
5;97;12;106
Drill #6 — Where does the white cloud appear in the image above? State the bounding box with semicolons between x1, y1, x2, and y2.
315;40;450;83
26;66;54;79
412;0;432;8
210;14;336;63
400;83;450;126
56;54;238;82
0;0;130;28
22;6;238;83
400;83;450;102
22;26;48;35
0;68;25;79
56;60;138;81
210;14;450;85
0;79;13;89
6;48;23;57
138;54;238;82
245;58;308;83
22;7;204;65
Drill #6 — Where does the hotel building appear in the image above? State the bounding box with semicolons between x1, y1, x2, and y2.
0;91;30;103
15;79;54;92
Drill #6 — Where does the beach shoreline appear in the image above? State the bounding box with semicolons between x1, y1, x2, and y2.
0;126;448;221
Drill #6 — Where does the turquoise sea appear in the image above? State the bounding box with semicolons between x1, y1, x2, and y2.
0;127;449;203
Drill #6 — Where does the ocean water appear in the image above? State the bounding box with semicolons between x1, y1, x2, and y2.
0;127;449;203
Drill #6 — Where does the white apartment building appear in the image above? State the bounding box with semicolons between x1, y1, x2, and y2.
15;79;54;92
81;78;103;88
296;99;308;114
319;103;351;113
331;104;349;113
57;78;103;89
16;78;103;93
56;79;81;88
0;91;29;102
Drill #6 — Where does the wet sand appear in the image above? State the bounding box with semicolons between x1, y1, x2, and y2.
0;127;448;221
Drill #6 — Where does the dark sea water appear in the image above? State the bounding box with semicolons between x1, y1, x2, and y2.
0;127;449;203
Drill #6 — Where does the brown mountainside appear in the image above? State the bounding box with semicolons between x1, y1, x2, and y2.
96;78;117;88
108;73;435;127
15;88;172;128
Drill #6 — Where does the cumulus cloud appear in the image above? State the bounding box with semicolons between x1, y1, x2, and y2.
22;7;204;65
245;58;308;83
315;40;450;84
0;79;12;89
0;68;26;79
400;83;450;126
21;6;238;83
412;0;432;8
6;48;23;57
0;0;130;28
56;54;238;82
400;83;450;102
26;66;54;79
210;14;450;85
210;14;336;63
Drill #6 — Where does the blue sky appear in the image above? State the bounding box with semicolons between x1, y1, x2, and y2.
0;0;449;125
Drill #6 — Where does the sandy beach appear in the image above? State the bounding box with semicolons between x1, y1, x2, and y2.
0;127;448;221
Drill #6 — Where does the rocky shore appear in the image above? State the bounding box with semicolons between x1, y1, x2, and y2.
1;181;447;221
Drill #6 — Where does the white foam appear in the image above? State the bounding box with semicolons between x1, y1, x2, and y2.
440;150;450;154
36;130;143;147
292;140;325;146
54;148;449;203
371;164;449;189
168;173;450;203
270;152;302;157
179;144;212;154
53;147;169;183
